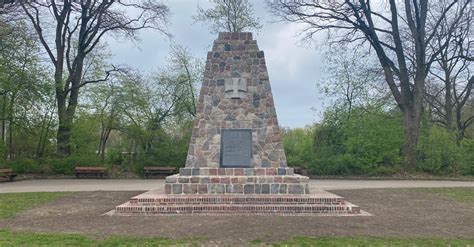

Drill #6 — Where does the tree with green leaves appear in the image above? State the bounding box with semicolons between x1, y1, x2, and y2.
194;0;262;33
8;0;169;156
0;20;50;160
269;0;471;167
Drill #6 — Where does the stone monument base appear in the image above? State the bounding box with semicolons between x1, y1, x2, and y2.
165;167;309;195
109;168;367;215
110;189;365;215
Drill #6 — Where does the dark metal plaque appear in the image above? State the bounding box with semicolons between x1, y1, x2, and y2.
220;129;252;168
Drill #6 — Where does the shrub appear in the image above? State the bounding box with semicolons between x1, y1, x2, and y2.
417;126;467;175
459;139;474;176
282;126;315;168
46;156;102;175
6;158;40;174
307;106;403;176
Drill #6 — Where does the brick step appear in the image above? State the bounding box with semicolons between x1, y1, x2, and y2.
115;202;360;215
129;193;345;205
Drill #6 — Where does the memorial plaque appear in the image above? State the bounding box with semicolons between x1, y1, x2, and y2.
220;129;252;167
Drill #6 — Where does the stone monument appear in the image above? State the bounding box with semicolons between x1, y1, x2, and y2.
112;33;363;215
165;32;308;195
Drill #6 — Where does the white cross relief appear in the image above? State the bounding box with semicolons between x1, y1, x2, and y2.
224;77;247;99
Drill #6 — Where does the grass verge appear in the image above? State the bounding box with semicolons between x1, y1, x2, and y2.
0;230;201;247
0;192;69;218
273;236;474;246
416;187;474;203
1;231;473;247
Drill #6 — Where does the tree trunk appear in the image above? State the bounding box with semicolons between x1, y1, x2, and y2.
7;93;14;160
443;62;454;131
100;128;112;162
40;110;54;157
56;101;72;156
1;93;6;160
401;106;421;168
55;54;84;156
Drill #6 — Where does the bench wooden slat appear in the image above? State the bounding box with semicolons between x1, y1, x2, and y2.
143;166;176;179
74;167;106;171
143;166;176;171
0;168;13;173
0;168;16;182
74;166;107;179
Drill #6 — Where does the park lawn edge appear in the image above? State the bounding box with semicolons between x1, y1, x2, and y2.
0;230;473;246
0;229;204;246
271;236;474;246
413;187;474;203
0;192;70;219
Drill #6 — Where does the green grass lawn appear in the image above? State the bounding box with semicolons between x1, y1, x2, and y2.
273;236;474;246
0;230;200;247
0;230;473;247
417;187;474;203
0;192;69;218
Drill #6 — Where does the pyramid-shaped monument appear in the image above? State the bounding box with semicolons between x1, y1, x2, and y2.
186;32;286;169
111;33;363;215
166;32;308;195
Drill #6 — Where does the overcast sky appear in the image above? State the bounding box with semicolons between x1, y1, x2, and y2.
107;0;327;128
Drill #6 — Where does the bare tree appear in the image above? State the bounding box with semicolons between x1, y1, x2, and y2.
268;0;471;167
166;44;202;118
426;0;473;142
318;45;390;118
194;0;262;33
8;0;169;156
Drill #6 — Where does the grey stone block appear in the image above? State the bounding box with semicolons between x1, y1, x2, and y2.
172;184;182;194
244;184;254;194
261;184;270;194
288;184;304;194
279;184;287;194
277;168;286;175
271;184;280;194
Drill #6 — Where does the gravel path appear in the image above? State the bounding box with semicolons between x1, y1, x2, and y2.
1;179;473;193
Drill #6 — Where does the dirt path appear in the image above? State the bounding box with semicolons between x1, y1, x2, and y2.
0;188;472;245
1;179;473;193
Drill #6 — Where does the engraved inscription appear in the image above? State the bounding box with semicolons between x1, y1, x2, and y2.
220;129;252;167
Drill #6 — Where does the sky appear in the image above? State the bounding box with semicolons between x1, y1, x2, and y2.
107;0;327;128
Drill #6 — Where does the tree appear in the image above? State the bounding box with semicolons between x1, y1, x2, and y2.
0;20;49;160
194;0;262;33
318;45;390;118
425;0;473;142
9;0;169;156
163;44;202;119
268;0;471;167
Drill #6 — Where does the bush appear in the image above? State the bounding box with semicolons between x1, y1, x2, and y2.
282;126;315;168
5;158;40;174
459;139;474;176
417;126;468;175
45;156;102;175
306;106;403;176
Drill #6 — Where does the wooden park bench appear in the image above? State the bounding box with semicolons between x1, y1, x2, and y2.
0;168;17;182
74;166;107;178
293;166;307;175
143;166;177;179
